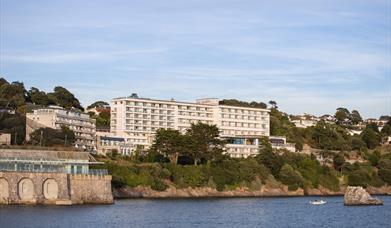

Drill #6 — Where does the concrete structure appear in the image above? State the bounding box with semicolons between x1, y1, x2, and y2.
269;136;296;152
111;97;270;158
0;149;113;205
95;132;134;156
26;106;96;150
0;133;11;145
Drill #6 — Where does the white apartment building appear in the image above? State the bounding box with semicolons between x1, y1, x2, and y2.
111;97;270;158
26;106;96;149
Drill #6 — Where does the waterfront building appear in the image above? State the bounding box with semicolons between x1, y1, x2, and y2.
26;106;96;150
110;97;270;158
0;149;113;205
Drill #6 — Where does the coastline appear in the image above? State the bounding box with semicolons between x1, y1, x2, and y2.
113;185;391;199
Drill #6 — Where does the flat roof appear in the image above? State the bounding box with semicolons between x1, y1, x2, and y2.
0;149;91;161
112;97;270;111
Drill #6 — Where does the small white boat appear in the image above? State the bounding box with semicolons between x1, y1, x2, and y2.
310;199;327;205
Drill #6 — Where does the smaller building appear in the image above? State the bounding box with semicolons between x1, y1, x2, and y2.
0;149;113;205
0;133;11;145
290;113;319;128
95;132;135;156
269;136;296;152
26;106;96;150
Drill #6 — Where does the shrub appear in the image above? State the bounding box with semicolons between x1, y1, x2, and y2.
278;164;304;191
378;159;391;185
348;169;371;187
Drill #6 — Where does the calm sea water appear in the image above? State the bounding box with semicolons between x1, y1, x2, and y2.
1;196;391;228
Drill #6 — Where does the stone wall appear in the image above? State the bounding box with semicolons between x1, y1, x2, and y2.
0;171;113;205
69;174;113;204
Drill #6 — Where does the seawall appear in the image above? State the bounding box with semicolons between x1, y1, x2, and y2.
0;171;113;205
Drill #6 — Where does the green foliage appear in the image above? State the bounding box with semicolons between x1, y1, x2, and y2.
0;113;25;144
185;123;225;165
335;108;349;124
361;125;381;149
28;126;75;146
150;128;185;164
378;159;391;185
87;101;109;109
348;169;371;187
256;139;284;177
311;121;351;150
166;164;208;188
47;86;83;111
0;80;26;110
278;164;304;191
381;120;391;136
28;87;52;106
368;150;381;167
333;153;345;171
219;99;267;109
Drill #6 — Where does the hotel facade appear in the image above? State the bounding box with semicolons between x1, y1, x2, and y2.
26;107;96;150
110;97;270;158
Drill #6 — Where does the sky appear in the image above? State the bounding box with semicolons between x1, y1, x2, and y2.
0;0;390;118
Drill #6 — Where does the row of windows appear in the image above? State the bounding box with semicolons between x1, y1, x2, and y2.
220;122;267;129
178;111;213;118
220;108;266;116
126;108;175;115
56;117;95;128
220;114;267;121
125;126;174;132
178;119;213;125
221;130;266;136
126;114;175;121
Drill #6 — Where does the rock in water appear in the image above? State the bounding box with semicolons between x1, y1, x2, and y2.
344;186;383;206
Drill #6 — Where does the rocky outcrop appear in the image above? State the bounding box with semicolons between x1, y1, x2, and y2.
344;186;383;206
113;185;305;199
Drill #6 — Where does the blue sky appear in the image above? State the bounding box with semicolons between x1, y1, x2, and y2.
0;0;390;118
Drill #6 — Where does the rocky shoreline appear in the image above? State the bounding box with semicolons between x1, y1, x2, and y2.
113;185;391;199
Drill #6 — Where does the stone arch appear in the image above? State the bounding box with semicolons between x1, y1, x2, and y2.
0;178;9;202
43;178;58;200
18;178;34;200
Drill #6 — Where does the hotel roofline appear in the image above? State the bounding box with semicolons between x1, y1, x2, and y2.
112;96;270;112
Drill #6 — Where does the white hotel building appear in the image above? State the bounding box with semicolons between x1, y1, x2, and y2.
26;107;96;149
110;97;270;158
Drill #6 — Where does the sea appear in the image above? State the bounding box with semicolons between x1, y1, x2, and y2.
1;196;391;228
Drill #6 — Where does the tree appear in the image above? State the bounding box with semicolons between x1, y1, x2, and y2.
47;86;83;110
351;136;366;151
378;159;391;185
87;101;109;109
150;128;185;164
380;120;391;136
361;125;381;149
29;126;75;146
219;99;267;109
350;110;363;125
28;87;51;106
268;100;278;109
256;137;284;177
348;169;371;187
335;108;350;125
0;81;26;111
278;164;304;191
185;122;225;165
333;153;345;171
